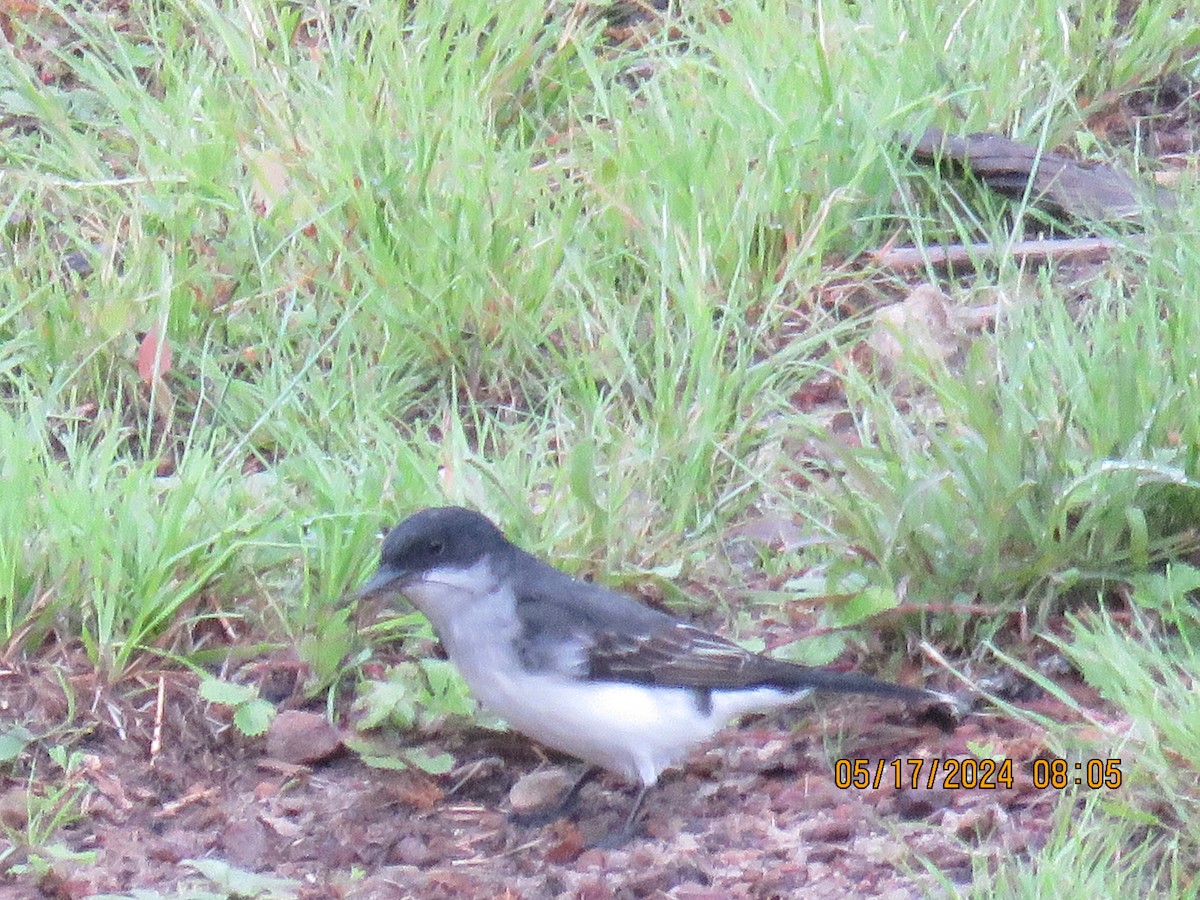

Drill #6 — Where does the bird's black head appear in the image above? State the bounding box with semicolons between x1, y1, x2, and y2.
358;506;510;600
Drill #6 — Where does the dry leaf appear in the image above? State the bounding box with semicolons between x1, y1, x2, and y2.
137;325;173;383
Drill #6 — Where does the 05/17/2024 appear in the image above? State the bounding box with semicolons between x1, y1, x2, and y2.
833;757;1123;791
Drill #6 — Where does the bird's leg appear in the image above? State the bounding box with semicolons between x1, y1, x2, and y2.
510;765;603;826
589;782;652;849
619;782;651;838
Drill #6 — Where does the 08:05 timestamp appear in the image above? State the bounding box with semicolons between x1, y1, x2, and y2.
833;757;1123;791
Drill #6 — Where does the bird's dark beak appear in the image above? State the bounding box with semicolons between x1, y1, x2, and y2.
356;564;411;601
350;565;414;629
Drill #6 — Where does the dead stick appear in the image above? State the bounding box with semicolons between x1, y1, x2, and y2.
150;675;165;760
765;600;1004;651
874;236;1124;272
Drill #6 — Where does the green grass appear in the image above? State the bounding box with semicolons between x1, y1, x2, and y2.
3;0;1200;889
813;240;1200;643
952;565;1200;897
954;793;1185;899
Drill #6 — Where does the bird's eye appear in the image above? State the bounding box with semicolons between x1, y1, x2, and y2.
428;540;445;556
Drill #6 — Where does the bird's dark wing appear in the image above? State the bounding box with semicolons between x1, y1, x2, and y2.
511;569;936;701
510;567;673;677
585;620;799;689
589;620;941;701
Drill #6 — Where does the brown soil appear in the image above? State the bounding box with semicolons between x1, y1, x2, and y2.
0;652;1093;899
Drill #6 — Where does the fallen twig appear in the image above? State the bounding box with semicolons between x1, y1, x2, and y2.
873;236;1124;272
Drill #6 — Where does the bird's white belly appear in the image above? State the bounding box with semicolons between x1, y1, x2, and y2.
464;666;807;786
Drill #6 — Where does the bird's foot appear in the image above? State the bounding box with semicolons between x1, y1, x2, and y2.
508;765;602;826
584;783;651;849
586;821;640;850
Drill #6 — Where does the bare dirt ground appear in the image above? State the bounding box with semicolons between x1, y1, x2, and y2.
0;637;1098;900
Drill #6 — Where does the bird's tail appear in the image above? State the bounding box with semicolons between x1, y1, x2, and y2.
785;666;962;730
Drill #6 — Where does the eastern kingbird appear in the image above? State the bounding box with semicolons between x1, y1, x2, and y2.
359;506;955;842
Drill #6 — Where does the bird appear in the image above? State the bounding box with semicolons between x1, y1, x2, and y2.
358;505;956;843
